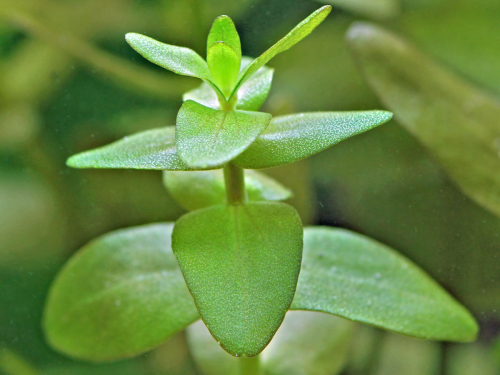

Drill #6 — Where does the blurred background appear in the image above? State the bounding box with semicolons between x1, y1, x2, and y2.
0;0;499;374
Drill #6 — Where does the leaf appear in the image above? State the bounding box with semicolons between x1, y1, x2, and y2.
163;169;292;211
172;202;303;357
183;57;274;111
229;5;332;100
347;22;500;218
233;111;392;169
67;127;214;171
207;42;240;97
291;227;479;342
207;15;241;60
176;100;272;169
187;311;354;375
43;223;199;362
316;0;399;20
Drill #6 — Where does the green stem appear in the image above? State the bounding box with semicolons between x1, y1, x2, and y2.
224;163;246;205
238;356;261;375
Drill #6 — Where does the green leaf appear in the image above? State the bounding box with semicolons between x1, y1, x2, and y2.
172;202;303;357
43;223;199;362
229;5;332;99
316;0;399;20
233;111;392;169
183;57;274;111
207;15;241;60
163;169;292;211
347;22;500;218
187;311;354;375
291;227;479;342
67;127;213;171
176;100;272;169
207;42;240;97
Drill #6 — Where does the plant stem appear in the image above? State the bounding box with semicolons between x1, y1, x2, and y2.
224;163;246;205
238;356;261;375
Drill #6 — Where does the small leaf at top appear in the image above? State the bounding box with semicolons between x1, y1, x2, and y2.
233;111;392;169
183;57;274;111
229;5;332;100
207;42;240;97
163;169;292;211
43;223;199;362
207;15;241;60
291;227;479;342
176;100;272;169
67;127;217;171
172;202;303;357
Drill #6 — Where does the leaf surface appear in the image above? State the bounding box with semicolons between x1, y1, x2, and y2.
43;223;199;362
67;127;214;171
163;169;292;211
207;42;240;96
233;111;392;169
347;22;500;218
291;227;479;342
207;15;241;60
172;202;303;357
176;100;272;168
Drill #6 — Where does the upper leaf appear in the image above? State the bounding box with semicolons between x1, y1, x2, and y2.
183;57;274;111
229;5;332;100
163;169;292;211
67;127;216;171
172;202;303;357
176;100;272;168
43;223;199;362
233;111;392;169
207;42;240;97
291;227;479;342
207;15;242;60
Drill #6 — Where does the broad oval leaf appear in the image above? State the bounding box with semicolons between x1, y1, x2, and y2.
163;169;292;211
291;227;479;342
347;22;500;219
230;6;332;99
176;100;272;169
67;127;216;171
172;202;303;357
207;42;240;97
183;57;274;111
316;0;399;20
43;223;200;362
207;15;241;60
233;111;392;169
187;311;354;375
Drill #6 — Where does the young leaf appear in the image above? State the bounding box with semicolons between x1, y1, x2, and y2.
229;5;332;99
207;42;240;97
67;127;215;171
233;111;392;169
207;15;242;60
183;57;274;111
176;100;272;169
172;202;303;357
291;227;479;342
163;169;292;211
43;224;199;362
347;22;500;219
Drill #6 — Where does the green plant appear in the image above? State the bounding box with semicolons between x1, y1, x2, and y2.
43;6;478;374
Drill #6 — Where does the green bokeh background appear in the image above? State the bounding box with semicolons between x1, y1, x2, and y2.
0;0;499;374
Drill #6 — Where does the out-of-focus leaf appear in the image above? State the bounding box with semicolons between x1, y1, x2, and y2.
291;227;479;342
67;127;214;171
230;6;332;99
163;169;292;211
0;348;40;375
188;311;354;375
43;224;199;362
172;202;303;357
448;343;498;375
233;111;392;169
347;22;500;218
315;0;399;20
207;42;240;97
176;100;272;168
183;57;274;111
207;15;241;60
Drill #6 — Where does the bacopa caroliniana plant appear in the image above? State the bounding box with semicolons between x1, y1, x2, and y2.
43;5;478;371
